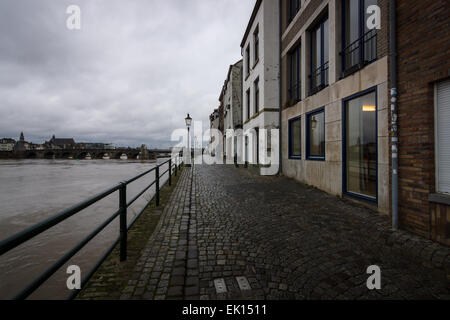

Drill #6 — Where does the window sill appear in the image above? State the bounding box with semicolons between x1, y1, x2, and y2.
306;156;325;162
289;156;302;160
308;84;328;97
429;193;450;206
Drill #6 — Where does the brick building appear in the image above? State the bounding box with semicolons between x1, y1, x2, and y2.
395;0;450;245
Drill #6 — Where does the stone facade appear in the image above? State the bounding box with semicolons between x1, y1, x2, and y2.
280;0;390;214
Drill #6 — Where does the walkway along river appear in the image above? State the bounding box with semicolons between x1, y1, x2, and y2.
0;159;171;299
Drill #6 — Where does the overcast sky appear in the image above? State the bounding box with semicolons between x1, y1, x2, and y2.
0;0;254;148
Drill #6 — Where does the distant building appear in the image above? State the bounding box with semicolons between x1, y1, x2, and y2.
14;132;30;151
209;109;221;156
0;138;15;151
209;109;220;134
221;59;243;161
45;135;76;150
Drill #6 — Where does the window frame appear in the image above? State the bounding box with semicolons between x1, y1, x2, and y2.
246;45;251;77
306;107;326;161
288;43;301;102
288;0;301;23
246;88;251;121
341;86;378;203
288;115;302;160
434;80;450;195
253;25;259;65
341;0;378;77
254;78;260;115
309;16;329;96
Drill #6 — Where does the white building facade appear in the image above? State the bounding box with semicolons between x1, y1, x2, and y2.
0;138;15;151
241;0;280;165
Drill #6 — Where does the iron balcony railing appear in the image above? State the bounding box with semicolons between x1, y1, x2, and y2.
309;61;329;96
288;81;301;103
0;155;183;300
341;29;377;77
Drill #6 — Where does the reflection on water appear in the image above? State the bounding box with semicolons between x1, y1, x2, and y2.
0;159;170;299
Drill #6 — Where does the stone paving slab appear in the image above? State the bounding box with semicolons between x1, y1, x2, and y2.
118;165;450;300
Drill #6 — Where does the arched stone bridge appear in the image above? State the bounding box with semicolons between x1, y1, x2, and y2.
1;148;172;160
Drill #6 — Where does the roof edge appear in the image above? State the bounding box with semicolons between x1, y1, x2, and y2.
240;0;262;48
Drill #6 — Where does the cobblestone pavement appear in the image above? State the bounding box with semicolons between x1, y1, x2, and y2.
119;165;450;300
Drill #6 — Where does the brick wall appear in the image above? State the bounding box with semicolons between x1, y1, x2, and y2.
396;0;450;242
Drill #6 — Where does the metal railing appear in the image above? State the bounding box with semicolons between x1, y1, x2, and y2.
288;81;301;102
341;29;377;77
309;61;329;96
0;155;183;300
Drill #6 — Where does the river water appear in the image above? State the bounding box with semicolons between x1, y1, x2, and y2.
0;159;171;300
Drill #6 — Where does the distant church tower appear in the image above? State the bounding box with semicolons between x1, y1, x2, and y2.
20;132;24;142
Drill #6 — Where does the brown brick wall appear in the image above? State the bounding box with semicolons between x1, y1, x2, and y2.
396;0;450;241
377;0;388;60
431;203;450;246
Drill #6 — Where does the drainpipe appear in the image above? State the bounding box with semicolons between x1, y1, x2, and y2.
390;0;398;230
277;0;282;175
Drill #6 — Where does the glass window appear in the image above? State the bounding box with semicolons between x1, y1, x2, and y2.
254;26;259;63
289;0;301;22
289;117;301;159
345;90;377;199
246;45;250;76
342;0;378;73
254;79;259;114
307;109;325;159
288;44;301;101
246;89;251;120
310;17;329;94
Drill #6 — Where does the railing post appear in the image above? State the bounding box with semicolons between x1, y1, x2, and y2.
119;183;127;262
169;159;172;186
155;165;160;206
174;157;177;176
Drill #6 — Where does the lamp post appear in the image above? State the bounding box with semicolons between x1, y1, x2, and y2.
185;113;192;167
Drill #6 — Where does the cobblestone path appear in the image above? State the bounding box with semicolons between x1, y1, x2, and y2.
119;165;450;300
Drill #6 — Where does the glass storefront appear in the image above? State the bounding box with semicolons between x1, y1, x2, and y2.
345;90;377;199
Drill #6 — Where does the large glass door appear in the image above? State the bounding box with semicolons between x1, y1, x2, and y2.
344;89;377;200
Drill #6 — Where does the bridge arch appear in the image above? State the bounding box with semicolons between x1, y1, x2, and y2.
62;152;72;159
26;152;37;159
76;152;87;160
44;151;55;159
127;152;140;160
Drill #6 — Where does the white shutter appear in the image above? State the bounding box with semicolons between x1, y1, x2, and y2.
436;79;450;194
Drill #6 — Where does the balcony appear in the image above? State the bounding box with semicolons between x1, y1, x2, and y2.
309;61;329;96
288;81;301;104
341;29;377;78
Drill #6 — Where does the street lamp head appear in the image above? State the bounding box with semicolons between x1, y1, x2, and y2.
185;113;192;128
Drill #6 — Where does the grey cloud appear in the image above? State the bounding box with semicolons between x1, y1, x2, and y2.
0;0;255;147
